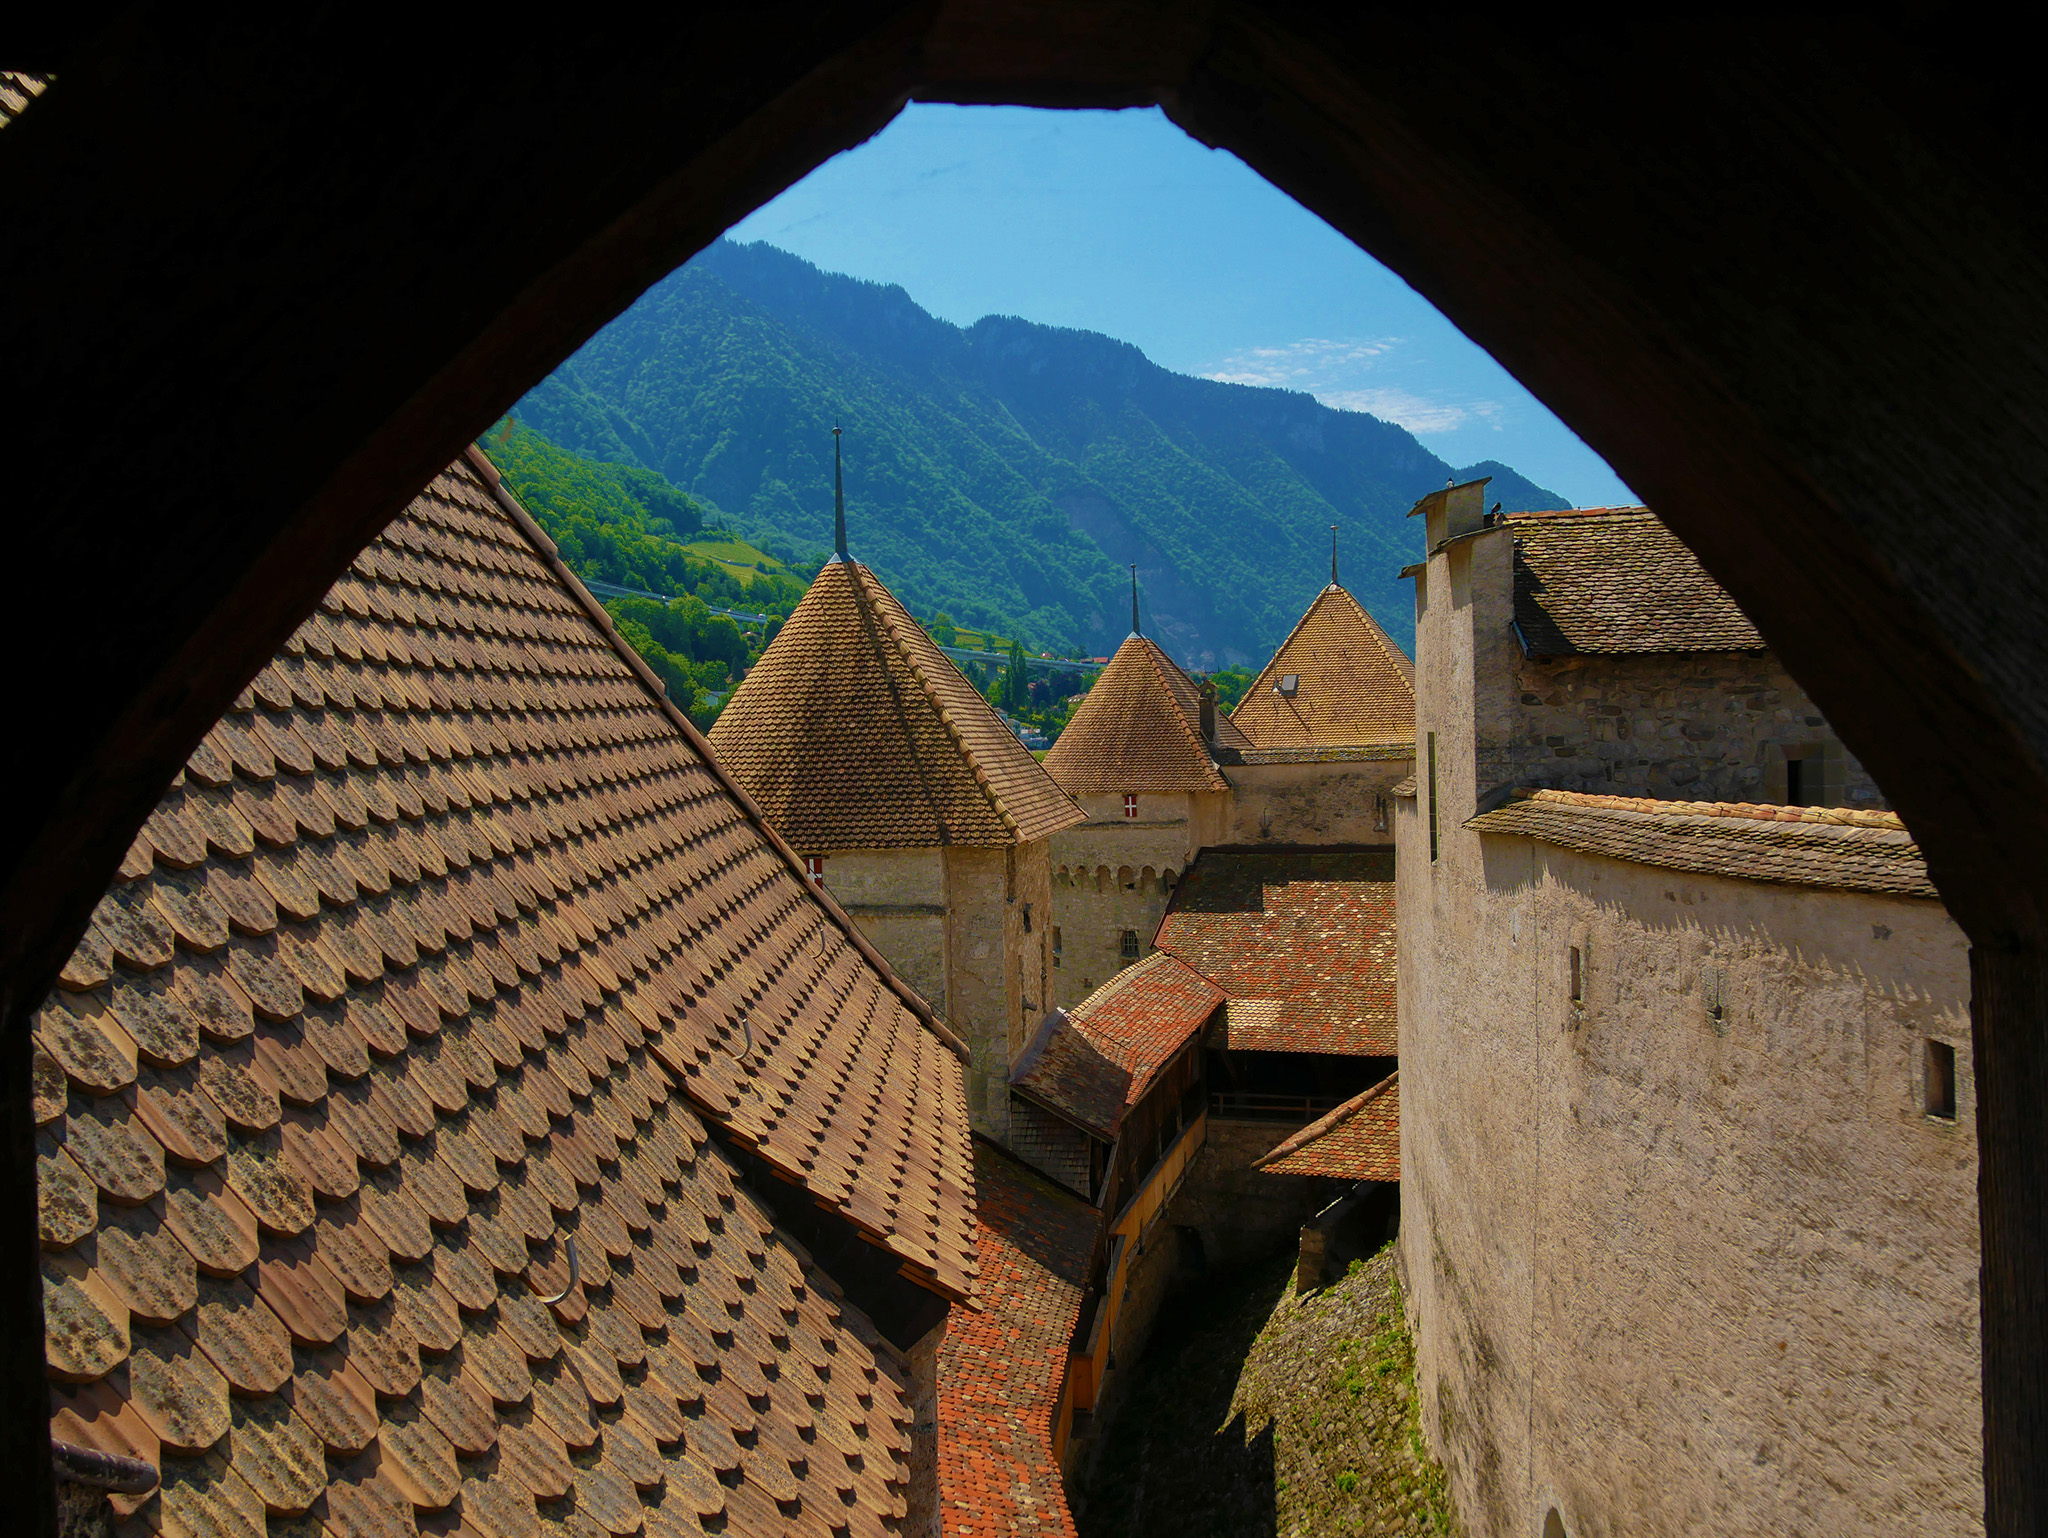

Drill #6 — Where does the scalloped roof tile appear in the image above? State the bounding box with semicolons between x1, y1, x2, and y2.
1229;585;1414;750
1041;635;1248;795
710;561;1082;849
39;449;974;1538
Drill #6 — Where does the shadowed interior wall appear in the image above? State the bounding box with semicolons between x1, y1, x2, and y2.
11;8;2048;1531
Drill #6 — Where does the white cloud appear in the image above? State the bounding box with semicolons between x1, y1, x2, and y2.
1201;335;1502;436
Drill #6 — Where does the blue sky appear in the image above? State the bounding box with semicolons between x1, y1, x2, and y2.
728;104;1635;509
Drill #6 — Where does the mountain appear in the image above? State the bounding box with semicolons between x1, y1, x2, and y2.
513;239;1568;665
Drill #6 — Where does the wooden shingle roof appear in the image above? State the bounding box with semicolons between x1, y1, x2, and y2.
36;450;976;1537
709;561;1081;850
1509;507;1765;655
1466;788;1934;897
1254;1072;1399;1180
1229;585;1415;750
1040;635;1248;795
1154;849;1396;1057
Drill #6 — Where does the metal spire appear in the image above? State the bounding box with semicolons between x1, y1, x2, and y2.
1331;524;1339;587
1130;564;1140;638
831;425;848;562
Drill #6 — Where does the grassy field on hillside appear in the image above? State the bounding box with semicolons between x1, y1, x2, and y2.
682;537;786;586
1074;1244;1457;1538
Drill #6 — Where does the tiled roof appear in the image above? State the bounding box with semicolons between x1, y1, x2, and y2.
1041;635;1247;795
1229;585;1415;750
36;450;977;1538
1254;1073;1399;1180
1;72;50;129
937;1141;1097;1538
1008;953;1224;1141
1390;776;1417;799
1155;850;1396;1057
710;562;1082;850
1466;788;1935;897
1509;508;1764;655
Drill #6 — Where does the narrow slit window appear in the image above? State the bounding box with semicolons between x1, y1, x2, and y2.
1052;927;1063;968
1123;793;1138;819
1786;755;1809;806
804;855;825;885
1926;1038;1957;1120
1119;929;1140;962
1569;945;1584;1005
1427;732;1440;863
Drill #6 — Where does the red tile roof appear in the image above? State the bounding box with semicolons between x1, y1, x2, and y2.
1155;849;1396;1056
1466;788;1933;898
938;1141;1099;1538
37;449;969;1538
1230;584;1415;749
710;559;1083;849
1508;508;1764;655
1255;1073;1399;1179
1041;635;1247;794
1008;952;1224;1140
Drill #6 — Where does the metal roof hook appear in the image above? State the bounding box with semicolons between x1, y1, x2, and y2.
721;1009;755;1064
535;1234;580;1306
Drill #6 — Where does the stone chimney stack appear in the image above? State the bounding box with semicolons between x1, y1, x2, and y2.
1200;680;1217;745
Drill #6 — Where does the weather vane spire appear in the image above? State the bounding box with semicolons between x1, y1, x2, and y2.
831;425;848;562
1331;524;1340;587
1130;564;1140;638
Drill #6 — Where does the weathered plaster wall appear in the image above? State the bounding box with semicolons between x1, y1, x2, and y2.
1050;793;1199;1007
1509;650;1884;806
819;847;948;1016
1400;532;1981;1538
1172;1117;1340;1272
1222;758;1410;845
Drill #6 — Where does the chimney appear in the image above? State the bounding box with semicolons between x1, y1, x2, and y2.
1199;681;1217;744
1406;475;1493;552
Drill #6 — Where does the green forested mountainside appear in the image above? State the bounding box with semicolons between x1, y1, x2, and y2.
513;239;1568;664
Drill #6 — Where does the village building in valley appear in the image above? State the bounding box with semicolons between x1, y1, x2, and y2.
1397;479;1978;1536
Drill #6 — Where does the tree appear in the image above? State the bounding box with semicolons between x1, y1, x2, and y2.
1001;639;1031;713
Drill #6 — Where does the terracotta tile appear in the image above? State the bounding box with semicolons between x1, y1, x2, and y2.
43;1245;131;1382
39;1130;100;1249
39;992;141;1096
98;1200;199;1326
129;1324;232;1453
156;1447;267;1538
225;1394;326;1516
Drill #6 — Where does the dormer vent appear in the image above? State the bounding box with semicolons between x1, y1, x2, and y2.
1277;674;1300;697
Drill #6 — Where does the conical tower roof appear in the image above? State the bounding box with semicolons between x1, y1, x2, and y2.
710;560;1083;849
1043;633;1252;794
1230;583;1416;748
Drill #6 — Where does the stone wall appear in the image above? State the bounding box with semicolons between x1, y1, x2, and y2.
1508;649;1884;806
1170;1117;1342;1272
819;846;949;1016
1049;792;1206;1007
1401;530;1981;1536
1221;757;1410;845
943;839;1053;1142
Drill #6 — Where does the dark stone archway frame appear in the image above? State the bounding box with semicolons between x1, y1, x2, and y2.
6;7;2043;1532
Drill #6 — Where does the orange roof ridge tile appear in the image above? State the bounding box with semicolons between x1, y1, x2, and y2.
1230;583;1415;751
1254;1071;1399;1180
1515;786;1904;830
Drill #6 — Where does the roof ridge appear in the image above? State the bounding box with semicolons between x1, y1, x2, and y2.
1230;582;1415;742
1516;785;1904;831
464;447;980;1069
1254;1070;1398;1168
857;564;1021;840
1137;639;1227;790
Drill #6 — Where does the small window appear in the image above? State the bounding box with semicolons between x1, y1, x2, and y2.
804;855;825;885
1119;929;1140;962
1123;794;1138;819
1052;927;1063;968
1926;1039;1957;1120
1786;755;1812;806
1569;946;1584;1005
1427;732;1440;863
